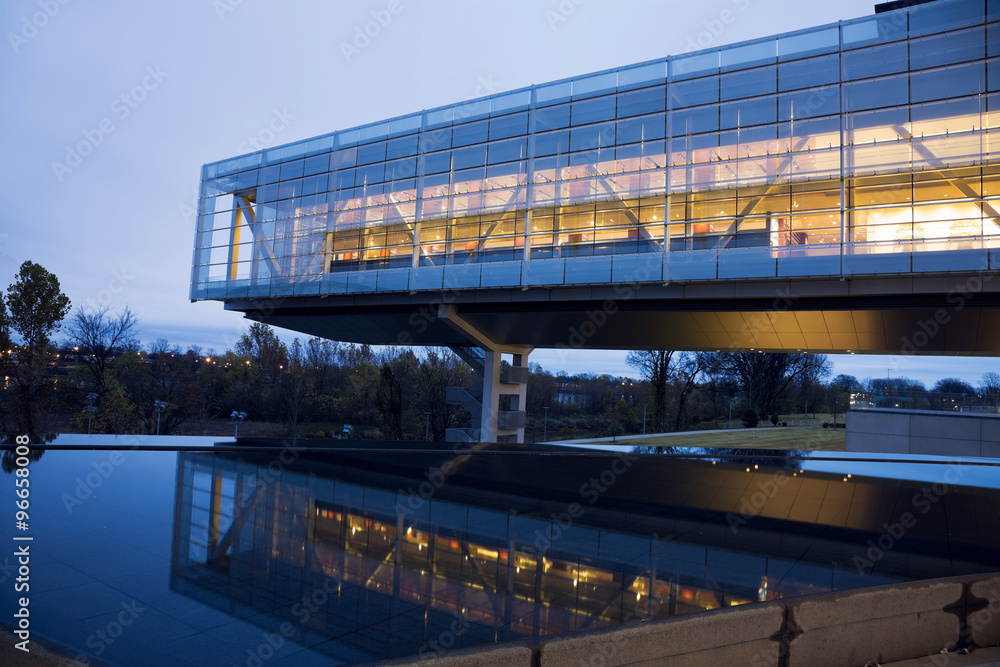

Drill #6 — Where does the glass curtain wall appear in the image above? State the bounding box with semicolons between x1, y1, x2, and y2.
191;0;1000;297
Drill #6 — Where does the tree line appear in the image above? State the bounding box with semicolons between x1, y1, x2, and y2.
1;261;997;442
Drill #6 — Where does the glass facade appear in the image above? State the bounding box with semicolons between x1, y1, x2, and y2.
191;0;1000;301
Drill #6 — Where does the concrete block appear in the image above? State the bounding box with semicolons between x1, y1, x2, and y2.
539;602;784;666
981;418;1000;444
787;611;958;667
911;415;982;442
981;442;1000;458
969;576;1000;648
909;436;982;458
789;579;962;631
845;432;911;454
848;411;912;436
404;644;534;667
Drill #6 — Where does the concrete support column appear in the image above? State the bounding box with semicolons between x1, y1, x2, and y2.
440;304;531;443
479;347;530;443
480;348;501;443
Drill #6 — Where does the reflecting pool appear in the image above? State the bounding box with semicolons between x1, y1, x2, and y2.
1;437;998;665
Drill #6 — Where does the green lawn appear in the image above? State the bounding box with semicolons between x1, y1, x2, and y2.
582;426;846;451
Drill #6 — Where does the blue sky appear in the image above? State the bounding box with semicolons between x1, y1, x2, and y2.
1;0;995;389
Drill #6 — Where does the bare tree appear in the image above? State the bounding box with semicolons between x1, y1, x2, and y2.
981;372;1000;410
67;306;139;395
672;352;710;431
626;350;673;432
707;352;831;418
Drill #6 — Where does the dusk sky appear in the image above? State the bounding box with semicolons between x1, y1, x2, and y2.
1;0;995;388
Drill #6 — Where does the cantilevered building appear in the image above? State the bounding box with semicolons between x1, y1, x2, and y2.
192;0;1000;441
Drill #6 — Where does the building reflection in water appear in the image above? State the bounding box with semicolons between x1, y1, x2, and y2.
169;446;999;661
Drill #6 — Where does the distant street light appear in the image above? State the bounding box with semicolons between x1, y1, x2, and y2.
153;400;168;436
231;410;247;438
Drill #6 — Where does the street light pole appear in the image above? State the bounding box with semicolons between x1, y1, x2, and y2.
86;392;98;434
424;411;431;441
153;400;167;436
543;406;549;442
231;410;247;438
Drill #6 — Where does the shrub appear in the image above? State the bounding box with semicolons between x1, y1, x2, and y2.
770;413;779;426
742;410;759;428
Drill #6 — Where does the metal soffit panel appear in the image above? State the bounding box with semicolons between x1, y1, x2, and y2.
248;303;1000;354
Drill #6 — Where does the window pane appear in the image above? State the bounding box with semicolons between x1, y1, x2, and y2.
419;151;451;175
779;54;840;92
489;112;528;140
487;137;527;164
452;145;487;170
720;97;776;129
721;39;776;70
386;134;418;159
669;105;719;134
419;128;451;153
842;42;908;80
616;114;665;144
531;129;570;157
910;63;985;104
617;86;666;117
452;120;489;147
279;159;304;181
670;51;719;80
573;71;617;98
908;0;983;37
841;15;908;49
778;85;840;122
668;75;719;108
844;74;908;111
720;66;776;101
357;141;386;165
531;103;571;132
778;27;839;60
303;154;328;177
910;27;984;71
619;61;667;89
572;95;617;125
570;125;614;152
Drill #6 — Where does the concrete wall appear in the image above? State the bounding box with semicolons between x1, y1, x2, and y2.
371;573;1000;667
846;408;1000;457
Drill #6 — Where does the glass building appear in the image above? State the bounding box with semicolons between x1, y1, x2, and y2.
171;447;1000;661
192;0;999;300
190;0;1000;441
